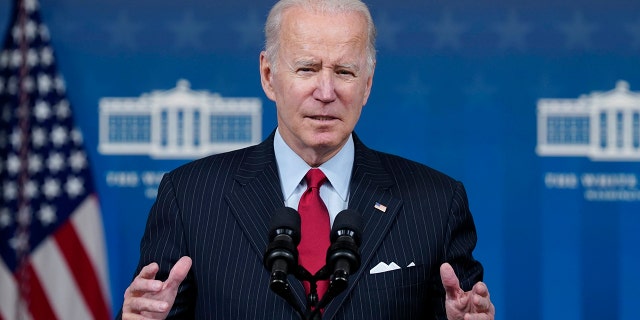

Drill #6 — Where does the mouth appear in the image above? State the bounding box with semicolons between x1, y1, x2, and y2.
308;116;337;121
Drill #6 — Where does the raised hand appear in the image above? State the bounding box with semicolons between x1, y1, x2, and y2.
122;256;192;320
440;263;495;320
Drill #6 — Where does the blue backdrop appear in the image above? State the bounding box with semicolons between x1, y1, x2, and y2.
2;1;639;319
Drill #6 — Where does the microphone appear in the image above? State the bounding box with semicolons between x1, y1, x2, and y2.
326;209;362;294
263;207;301;299
308;209;362;318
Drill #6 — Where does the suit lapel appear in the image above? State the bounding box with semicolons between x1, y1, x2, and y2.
224;136;282;258
323;134;402;319
224;131;308;308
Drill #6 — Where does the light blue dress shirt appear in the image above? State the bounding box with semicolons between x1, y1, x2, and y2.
274;128;353;227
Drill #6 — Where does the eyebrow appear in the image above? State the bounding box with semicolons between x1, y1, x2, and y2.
292;59;319;68
292;59;360;72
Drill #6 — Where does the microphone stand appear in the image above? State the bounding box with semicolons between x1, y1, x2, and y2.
295;265;349;320
269;268;306;320
306;268;350;320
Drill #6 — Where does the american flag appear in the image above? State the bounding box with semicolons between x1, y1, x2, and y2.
0;0;111;319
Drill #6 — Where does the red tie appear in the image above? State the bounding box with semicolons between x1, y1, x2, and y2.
297;168;330;303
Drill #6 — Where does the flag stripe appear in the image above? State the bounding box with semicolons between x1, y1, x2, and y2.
56;217;111;320
0;260;18;320
23;263;57;320
31;232;93;320
71;195;111;306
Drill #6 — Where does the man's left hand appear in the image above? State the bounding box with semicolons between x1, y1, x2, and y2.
440;263;495;320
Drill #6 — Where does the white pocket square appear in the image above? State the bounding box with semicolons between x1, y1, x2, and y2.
369;261;401;274
369;261;417;274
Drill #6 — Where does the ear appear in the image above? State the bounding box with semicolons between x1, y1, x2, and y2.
260;51;277;102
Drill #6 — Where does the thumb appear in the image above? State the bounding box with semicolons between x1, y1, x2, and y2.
440;263;462;299
164;256;192;290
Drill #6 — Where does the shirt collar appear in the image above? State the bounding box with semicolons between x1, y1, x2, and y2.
274;128;354;202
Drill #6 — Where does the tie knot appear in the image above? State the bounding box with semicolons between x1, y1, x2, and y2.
305;168;327;189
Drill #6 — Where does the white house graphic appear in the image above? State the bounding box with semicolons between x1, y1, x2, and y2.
98;79;262;159
536;80;640;161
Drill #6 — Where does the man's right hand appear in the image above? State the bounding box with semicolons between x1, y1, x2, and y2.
122;256;192;320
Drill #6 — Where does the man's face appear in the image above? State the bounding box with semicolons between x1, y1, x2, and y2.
260;7;374;166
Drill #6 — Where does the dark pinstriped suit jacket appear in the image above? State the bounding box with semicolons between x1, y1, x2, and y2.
127;131;483;319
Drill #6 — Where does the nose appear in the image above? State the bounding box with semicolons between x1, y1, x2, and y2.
313;69;337;103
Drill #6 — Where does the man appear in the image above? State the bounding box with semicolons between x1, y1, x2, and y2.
119;0;495;319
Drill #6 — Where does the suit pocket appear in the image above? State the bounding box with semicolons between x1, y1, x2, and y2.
363;263;428;290
346;264;434;319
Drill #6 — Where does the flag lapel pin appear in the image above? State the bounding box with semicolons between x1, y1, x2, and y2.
374;202;387;213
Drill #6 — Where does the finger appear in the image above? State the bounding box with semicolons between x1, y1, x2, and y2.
125;279;163;297
125;262;162;296
164;256;192;290
471;282;493;312
138;262;160;280
124;296;170;314
472;281;490;297
440;263;462;299
472;293;492;313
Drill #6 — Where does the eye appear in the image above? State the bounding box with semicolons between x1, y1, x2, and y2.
337;69;356;77
295;67;317;77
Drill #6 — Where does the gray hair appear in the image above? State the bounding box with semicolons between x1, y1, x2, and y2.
264;0;377;74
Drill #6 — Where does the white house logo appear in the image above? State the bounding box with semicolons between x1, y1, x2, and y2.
538;80;640;202
98;79;262;159
536;80;640;161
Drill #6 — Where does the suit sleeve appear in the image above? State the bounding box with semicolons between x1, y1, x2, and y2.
431;181;484;319
446;181;484;287
135;172;197;318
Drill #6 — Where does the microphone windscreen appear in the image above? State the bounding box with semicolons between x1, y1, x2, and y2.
331;209;362;244
268;207;301;243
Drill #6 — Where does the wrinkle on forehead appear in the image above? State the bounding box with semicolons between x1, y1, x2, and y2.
279;9;368;72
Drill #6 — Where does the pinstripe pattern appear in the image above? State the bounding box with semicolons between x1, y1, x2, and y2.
121;131;483;319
